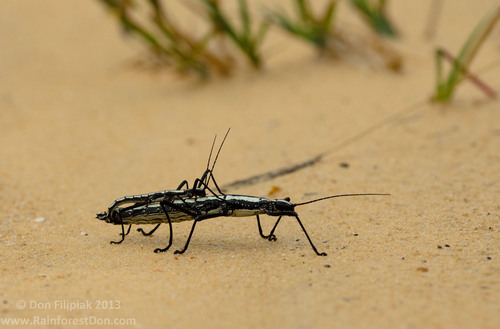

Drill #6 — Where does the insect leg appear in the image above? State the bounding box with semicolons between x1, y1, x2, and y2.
174;220;197;255
196;168;224;195
174;213;219;254
266;216;283;242
147;190;201;252
193;173;225;196
256;215;277;241
209;173;225;195
292;214;327;256
136;180;190;236
154;198;201;254
176;180;189;190
193;171;208;190
110;213;127;244
137;224;161;236
153;202;174;253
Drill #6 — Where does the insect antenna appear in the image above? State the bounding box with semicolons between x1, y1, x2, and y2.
294;193;390;207
204;128;231;193
206;134;218;173
193;133;218;191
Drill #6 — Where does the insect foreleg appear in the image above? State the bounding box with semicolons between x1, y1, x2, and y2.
256;215;277;241
265;215;283;242
265;213;326;256
292;214;326;256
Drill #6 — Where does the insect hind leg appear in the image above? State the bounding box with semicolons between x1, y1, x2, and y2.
110;215;131;244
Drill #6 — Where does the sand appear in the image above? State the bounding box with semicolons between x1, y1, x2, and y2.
1;0;499;328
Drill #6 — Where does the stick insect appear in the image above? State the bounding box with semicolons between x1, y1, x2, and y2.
96;129;230;249
101;192;389;256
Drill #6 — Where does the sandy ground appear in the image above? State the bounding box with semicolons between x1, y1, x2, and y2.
1;0;499;328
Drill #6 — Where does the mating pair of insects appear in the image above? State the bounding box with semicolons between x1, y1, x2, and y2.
97;130;388;256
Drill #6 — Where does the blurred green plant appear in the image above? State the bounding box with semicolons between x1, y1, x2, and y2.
267;0;337;51
198;0;269;68
266;0;401;71
98;0;232;77
97;0;403;77
433;7;499;102
347;0;397;37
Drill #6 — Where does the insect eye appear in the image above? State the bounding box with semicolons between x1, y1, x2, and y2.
284;197;291;202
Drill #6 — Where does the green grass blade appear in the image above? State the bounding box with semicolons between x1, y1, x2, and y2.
321;1;337;32
296;0;310;23
348;0;397;37
267;0;337;50
239;0;251;40
451;7;500;83
199;0;265;67
434;7;500;102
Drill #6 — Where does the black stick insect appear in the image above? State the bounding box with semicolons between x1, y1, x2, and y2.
98;131;388;255
112;192;389;256
96;129;231;251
